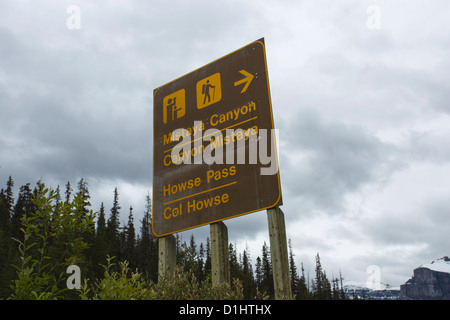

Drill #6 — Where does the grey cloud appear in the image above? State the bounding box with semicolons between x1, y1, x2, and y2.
279;109;400;211
362;196;450;251
402;128;450;165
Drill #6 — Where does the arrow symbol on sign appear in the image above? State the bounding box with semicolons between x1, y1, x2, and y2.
234;70;254;94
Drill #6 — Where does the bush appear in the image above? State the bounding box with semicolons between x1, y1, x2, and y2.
9;184;96;300
79;256;157;300
79;256;243;300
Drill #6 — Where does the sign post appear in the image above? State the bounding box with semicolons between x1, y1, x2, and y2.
158;234;176;282
267;207;292;299
210;221;230;287
153;38;289;298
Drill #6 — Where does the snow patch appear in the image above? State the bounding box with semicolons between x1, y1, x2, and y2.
420;256;450;274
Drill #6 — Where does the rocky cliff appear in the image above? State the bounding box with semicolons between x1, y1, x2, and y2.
400;257;450;300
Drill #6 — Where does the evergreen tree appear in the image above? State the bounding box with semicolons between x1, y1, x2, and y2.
332;276;340;300
136;192;157;282
11;183;33;242
0;189;9;232
241;248;256;299
288;239;300;298
314;252;332;300
6;177;14;213
260;241;274;298
204;237;211;279
77;178;91;215
322;271;332;300
65;181;72;203
0;178;15;298
54;185;61;215
176;234;185;267
106;187;121;259
123;206;136;268
183;234;197;273
77;178;94;266
255;256;262;291
0;177;14;232
97;202;106;233
3;177;14;227
197;242;205;282
314;253;323;299
229;243;240;285
297;263;310;299
91;202;108;278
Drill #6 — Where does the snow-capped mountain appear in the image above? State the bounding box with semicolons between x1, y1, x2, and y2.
400;256;450;300
420;256;450;274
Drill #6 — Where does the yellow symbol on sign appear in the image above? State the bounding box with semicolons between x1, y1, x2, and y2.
196;73;222;109
234;70;254;93
163;89;185;124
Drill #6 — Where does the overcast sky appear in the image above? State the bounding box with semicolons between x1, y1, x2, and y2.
1;0;449;288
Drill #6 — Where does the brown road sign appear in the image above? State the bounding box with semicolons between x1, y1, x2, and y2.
152;38;282;237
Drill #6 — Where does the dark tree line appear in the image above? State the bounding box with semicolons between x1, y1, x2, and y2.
0;176;346;299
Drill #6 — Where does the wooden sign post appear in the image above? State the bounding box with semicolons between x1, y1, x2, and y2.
210;221;230;287
158;234;176;282
267;207;292;299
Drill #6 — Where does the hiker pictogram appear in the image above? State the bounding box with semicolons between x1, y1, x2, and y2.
202;80;215;104
196;73;222;109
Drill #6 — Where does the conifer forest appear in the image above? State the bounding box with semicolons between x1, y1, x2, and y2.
0;176;346;300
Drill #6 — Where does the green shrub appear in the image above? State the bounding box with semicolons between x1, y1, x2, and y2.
79;256;244;300
79;256;157;300
9;183;96;300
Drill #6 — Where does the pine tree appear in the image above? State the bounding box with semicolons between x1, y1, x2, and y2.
241;248;256;299
91;202;108;278
183;234;197;273
140;193;152;244
121;206;136;268
176;234;185;267
6;177;14;214
229;243;240;284
314;253;323;299
3;177;14;227
297;263;310;299
77;178;94;263
288;239;300;298
136;192;157;282
11;183;33;242
197;242;205;282
0;177;14;232
65;181;72;203
255;256;262;291
0;177;15;298
260;241;274;298
106;187;121;259
314;252;332;300
332;276;340;300
77;178;91;215
204;237;211;279
322;271;332;300
54;185;61;215
0;189;9;232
